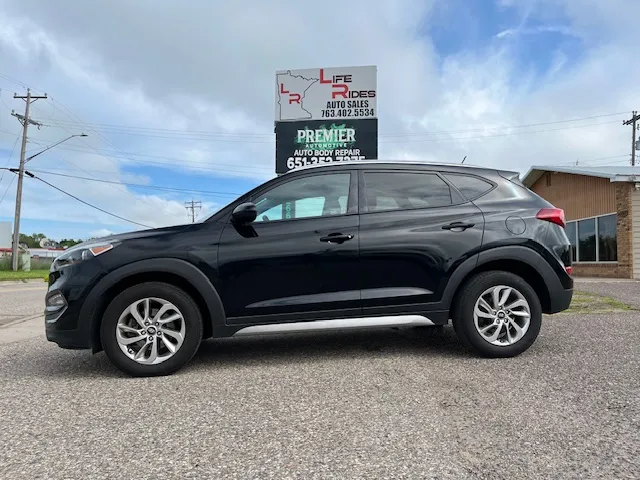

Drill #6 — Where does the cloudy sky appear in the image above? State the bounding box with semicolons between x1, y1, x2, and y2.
0;0;638;241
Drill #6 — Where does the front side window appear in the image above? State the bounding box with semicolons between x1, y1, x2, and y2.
364;172;453;213
252;173;350;222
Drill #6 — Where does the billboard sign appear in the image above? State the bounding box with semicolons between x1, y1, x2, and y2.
275;119;378;174
275;65;377;122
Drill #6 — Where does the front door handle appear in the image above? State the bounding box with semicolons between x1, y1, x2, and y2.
442;222;475;231
319;233;354;244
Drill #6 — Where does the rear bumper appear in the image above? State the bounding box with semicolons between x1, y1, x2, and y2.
546;287;573;314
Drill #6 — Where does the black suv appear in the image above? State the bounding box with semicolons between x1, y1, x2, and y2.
45;161;573;376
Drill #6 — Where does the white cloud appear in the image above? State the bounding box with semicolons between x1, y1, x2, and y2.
89;228;114;239
495;25;576;38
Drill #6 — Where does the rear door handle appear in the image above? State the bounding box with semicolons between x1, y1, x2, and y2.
442;222;475;231
319;233;354;244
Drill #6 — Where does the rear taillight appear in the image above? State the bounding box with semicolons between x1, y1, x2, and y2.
565;266;573;276
536;208;565;228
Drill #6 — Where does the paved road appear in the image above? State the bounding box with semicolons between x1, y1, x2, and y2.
0;281;47;326
1;310;638;479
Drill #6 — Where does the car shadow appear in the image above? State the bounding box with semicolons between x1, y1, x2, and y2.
189;325;471;370
12;325;471;379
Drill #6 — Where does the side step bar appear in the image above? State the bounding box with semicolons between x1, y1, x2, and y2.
232;315;435;336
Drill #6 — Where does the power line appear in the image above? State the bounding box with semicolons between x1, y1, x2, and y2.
36;111;629;138
30;173;151;228
0;175;16;206
35;117;623;143
0;134;21;183
24;140;274;174
0;70;631;143
28;101;183;212
19;168;242;198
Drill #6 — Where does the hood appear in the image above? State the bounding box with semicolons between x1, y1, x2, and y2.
78;223;193;246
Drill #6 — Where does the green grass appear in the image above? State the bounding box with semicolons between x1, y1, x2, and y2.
564;290;635;314
0;269;50;281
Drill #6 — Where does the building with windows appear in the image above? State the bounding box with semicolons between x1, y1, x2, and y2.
522;166;640;279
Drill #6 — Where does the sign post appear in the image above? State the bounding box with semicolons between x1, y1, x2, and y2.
274;65;378;175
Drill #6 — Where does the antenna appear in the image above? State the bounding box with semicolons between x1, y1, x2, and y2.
461;156;467;164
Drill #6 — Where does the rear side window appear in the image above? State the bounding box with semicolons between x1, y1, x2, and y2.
444;173;494;200
363;172;453;213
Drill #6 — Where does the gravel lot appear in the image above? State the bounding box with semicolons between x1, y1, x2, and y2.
573;278;640;309
1;311;639;479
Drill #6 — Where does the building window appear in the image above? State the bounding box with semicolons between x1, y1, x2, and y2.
565;222;577;262
565;213;617;263
578;218;596;261
597;214;617;261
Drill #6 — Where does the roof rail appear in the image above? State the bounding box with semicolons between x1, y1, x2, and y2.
283;159;488;174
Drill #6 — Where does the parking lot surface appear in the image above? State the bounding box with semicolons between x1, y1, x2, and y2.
573;278;640;308
1;308;639;479
0;281;47;327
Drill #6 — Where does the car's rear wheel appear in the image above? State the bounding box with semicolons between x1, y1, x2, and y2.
101;282;203;377
452;271;542;358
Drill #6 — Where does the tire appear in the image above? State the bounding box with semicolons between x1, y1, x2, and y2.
100;282;203;377
451;271;542;358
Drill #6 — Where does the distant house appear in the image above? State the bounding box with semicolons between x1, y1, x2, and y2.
522;166;640;279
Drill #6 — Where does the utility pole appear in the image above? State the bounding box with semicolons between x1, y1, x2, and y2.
11;88;47;271
623;110;640;167
185;200;202;223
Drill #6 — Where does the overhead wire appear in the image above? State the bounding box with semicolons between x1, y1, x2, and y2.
27;102;180;209
25;168;243;198
31;173;152;229
0;175;16;206
34;111;629;138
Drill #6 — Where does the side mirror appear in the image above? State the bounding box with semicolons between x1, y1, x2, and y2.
231;202;257;224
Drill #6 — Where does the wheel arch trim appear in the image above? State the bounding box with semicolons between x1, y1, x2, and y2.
441;245;562;313
82;258;225;352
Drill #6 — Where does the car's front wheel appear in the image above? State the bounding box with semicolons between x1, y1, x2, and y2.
452;271;542;358
100;282;203;377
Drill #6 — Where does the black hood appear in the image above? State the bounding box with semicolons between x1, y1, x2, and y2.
79;223;194;246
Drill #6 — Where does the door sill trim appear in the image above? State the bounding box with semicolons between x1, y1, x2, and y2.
232;314;435;336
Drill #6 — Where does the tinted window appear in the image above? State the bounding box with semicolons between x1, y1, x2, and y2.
252;173;350;222
364;172;453;212
597;214;617;261
444;173;494;200
578;218;596;262
565;221;577;262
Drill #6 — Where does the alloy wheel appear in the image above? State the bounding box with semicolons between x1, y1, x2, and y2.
473;285;531;346
115;297;186;365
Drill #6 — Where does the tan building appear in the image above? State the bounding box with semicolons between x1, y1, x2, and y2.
522;166;640;279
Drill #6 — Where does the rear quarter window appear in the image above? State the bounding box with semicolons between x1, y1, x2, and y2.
444;173;494;200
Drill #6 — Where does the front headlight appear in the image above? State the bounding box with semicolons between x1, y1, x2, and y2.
53;241;118;270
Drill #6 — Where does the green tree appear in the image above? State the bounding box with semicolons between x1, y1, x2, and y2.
58;238;82;248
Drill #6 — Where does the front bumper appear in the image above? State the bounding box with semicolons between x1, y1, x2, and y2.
45;322;92;349
45;294;92;349
44;264;102;350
